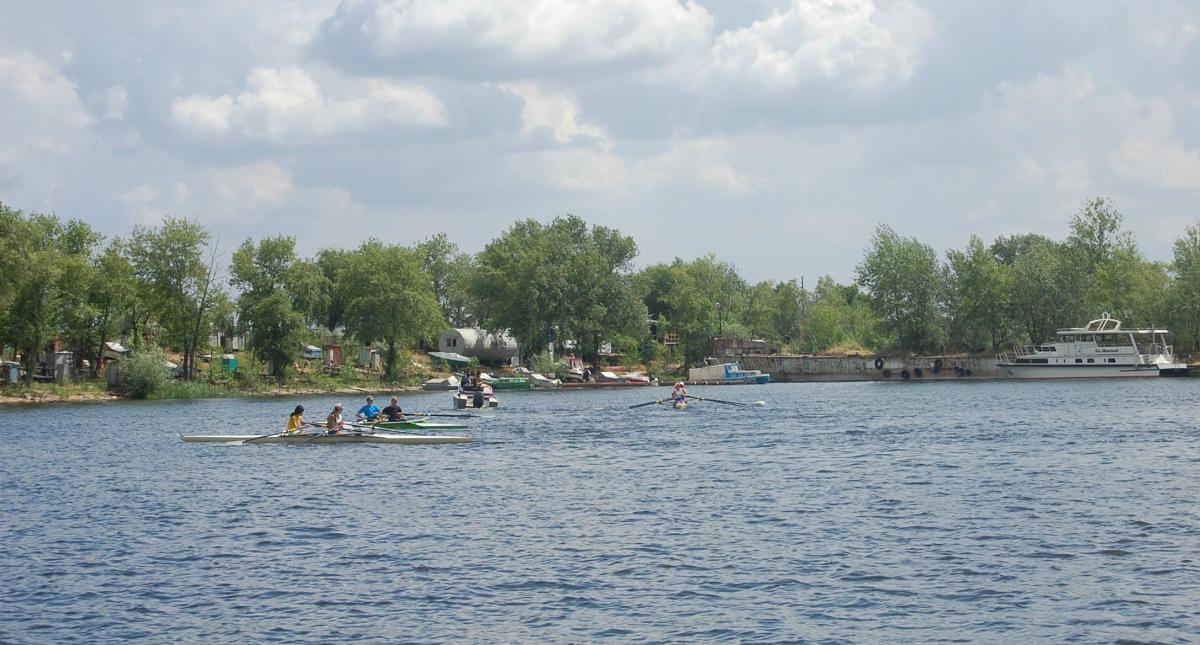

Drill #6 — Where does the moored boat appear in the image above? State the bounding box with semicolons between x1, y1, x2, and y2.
180;432;471;445
480;375;531;390
528;372;562;388
997;313;1183;378
420;375;461;390
687;362;771;385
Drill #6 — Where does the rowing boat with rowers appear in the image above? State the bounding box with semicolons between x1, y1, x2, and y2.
180;430;471;445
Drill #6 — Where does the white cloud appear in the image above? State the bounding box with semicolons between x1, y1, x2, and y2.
0;52;94;129
1110;137;1200;190
536;136;756;195
170;65;448;143
707;0;932;89
319;0;713;72
499;82;609;147
115;161;367;228
208;161;295;209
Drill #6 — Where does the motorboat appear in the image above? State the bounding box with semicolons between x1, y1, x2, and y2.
420;375;461;390
997;313;1183;378
454;387;499;409
528;373;561;388
687;361;771;384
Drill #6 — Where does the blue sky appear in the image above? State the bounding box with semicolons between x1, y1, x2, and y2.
3;0;1200;283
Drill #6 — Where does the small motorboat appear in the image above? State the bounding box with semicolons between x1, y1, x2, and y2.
453;389;499;409
528;373;561;388
420;375;461;390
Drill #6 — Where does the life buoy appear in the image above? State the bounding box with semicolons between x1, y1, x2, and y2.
874;357;884;369
954;366;964;376
882;369;892;378
914;367;923;377
900;369;910;380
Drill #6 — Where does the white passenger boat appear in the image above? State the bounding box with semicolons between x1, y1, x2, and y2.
180;431;471;445
997;313;1183;378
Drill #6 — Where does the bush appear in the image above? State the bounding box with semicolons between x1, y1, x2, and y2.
148;381;231;400
121;348;170;399
530;351;561;377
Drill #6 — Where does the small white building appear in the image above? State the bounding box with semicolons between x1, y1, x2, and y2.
438;328;520;363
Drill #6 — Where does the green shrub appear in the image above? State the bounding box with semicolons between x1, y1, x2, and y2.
148;381;231;400
530;351;562;377
121;348;170;399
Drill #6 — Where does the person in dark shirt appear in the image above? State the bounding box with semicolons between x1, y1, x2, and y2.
381;396;406;422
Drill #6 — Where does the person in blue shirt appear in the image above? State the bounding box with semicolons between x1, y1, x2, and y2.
356;395;381;421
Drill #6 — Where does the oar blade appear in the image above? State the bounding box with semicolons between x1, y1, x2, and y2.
627;399;663;409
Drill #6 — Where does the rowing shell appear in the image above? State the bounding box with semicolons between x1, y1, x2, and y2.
180;432;471;445
673;400;687;410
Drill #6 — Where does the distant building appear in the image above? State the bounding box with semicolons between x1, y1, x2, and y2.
438;328;520;364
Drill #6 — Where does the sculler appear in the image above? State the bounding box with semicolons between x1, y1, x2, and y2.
356;396;381;421
286;405;308;434
381;396;407;422
671;381;688;404
327;403;348;434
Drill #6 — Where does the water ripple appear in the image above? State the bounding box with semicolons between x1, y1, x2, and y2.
3;380;1200;642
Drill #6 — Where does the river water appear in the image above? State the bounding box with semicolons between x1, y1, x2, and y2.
2;380;1198;643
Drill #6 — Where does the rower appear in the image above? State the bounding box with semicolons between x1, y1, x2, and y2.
327;403;347;434
672;381;688;403
356;395;380;422
286;405;308;433
381;396;407;422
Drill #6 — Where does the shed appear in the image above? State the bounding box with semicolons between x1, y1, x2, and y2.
438;328;520;363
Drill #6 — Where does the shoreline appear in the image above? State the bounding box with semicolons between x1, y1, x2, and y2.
0;383;425;406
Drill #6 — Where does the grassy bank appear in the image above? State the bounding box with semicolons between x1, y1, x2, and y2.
0;370;430;405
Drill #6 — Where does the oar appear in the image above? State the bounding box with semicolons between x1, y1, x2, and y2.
628;399;666;409
408;412;476;418
241;430;287;444
687;395;765;408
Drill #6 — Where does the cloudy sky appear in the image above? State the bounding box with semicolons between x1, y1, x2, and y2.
3;0;1200;283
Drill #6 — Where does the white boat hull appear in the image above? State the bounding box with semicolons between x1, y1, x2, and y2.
180;432;471;444
997;363;1162;379
453;392;499;409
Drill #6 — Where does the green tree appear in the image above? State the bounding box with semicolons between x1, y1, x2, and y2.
944;235;1013;351
1169;223;1200;352
127;218;223;380
339;241;444;380
1008;237;1078;343
312;248;351;332
416;233;478;327
855;224;942;352
640;255;747;365
230;236;309;383
473;216;646;365
88;239;138;377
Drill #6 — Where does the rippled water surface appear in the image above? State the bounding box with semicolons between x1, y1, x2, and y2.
3;380;1199;643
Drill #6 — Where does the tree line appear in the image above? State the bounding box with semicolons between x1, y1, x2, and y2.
4;197;1200;387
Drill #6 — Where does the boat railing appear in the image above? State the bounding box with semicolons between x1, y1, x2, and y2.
1008;345;1039;357
1142;343;1174;358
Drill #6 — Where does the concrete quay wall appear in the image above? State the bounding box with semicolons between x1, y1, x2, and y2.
732;354;1001;382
